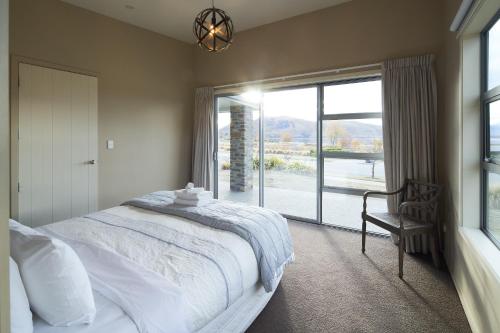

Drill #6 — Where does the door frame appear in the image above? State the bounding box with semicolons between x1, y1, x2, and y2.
10;56;99;220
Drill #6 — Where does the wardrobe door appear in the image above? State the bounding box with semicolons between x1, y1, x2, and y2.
18;63;98;226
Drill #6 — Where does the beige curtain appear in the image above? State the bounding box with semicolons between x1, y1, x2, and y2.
382;55;437;254
192;87;214;190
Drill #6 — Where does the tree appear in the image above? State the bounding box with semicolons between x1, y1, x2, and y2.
325;122;347;148
351;139;362;152
280;131;293;143
372;138;383;153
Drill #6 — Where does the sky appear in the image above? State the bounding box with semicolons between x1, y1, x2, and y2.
489;18;500;91
217;80;382;129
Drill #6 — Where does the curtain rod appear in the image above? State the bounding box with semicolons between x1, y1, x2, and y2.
213;62;382;90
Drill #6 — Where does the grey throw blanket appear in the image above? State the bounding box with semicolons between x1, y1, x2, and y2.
122;191;294;292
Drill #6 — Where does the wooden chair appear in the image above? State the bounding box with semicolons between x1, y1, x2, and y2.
361;179;442;278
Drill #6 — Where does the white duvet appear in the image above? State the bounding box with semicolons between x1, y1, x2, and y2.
39;205;260;332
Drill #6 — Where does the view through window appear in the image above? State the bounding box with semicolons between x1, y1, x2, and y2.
482;13;500;248
321;79;388;234
215;76;388;234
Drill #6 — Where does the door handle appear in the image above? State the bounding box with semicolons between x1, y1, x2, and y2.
88;160;96;165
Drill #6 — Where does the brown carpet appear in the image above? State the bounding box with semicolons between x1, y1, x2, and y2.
247;221;471;333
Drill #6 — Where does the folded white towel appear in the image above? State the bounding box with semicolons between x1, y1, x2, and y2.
184;183;204;193
174;197;213;207
187;187;205;194
175;190;213;201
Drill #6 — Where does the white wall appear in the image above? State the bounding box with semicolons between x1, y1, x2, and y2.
0;0;10;331
442;0;500;332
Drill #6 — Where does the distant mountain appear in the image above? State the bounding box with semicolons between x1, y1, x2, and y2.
219;116;382;144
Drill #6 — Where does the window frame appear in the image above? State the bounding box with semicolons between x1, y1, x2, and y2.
481;10;500;250
320;76;385;197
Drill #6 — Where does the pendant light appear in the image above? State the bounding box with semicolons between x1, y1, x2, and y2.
193;0;234;53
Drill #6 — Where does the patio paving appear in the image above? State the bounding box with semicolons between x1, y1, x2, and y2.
218;181;389;235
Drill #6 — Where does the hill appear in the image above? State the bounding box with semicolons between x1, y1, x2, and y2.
219;116;381;144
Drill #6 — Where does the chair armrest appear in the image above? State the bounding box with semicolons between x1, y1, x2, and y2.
362;188;404;214
363;189;403;200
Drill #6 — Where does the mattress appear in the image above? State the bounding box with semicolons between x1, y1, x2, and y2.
33;281;278;333
35;205;271;332
33;290;137;333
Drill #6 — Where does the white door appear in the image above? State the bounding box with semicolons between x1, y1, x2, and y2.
18;63;98;227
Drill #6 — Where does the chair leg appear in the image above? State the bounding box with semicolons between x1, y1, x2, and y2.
362;219;367;254
399;233;405;279
430;233;440;268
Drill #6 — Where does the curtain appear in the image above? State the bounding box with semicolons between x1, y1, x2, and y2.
382;55;438;254
192;87;214;190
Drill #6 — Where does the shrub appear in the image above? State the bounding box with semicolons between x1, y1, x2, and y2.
286;161;314;175
265;156;285;170
221;161;230;170
253;156;285;170
323;146;343;153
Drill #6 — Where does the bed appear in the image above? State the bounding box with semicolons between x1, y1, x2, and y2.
28;191;294;333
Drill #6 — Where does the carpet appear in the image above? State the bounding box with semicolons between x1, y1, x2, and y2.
247;221;471;333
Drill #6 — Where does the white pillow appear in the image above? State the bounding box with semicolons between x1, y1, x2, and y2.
9;220;96;326
9;257;33;333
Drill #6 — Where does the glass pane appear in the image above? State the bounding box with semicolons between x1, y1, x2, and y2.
322;119;383;153
487;172;500;244
324;80;382;115
323;158;385;191
216;96;260;206
263;87;317;219
488;18;500;90
490;100;500;160
322;192;389;234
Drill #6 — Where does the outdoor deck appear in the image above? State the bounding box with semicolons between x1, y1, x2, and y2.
218;180;389;235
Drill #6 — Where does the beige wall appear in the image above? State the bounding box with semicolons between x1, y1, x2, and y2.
0;0;10;330
194;0;444;87
10;0;195;210
441;0;462;246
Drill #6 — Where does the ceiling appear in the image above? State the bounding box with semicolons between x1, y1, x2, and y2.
60;0;351;43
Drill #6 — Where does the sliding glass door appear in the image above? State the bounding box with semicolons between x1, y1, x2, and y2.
215;76;388;233
262;87;318;220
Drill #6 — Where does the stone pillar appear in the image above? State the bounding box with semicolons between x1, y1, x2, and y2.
230;104;254;192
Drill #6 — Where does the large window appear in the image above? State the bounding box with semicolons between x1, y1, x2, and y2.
321;78;388;234
214;75;387;234
481;12;500;249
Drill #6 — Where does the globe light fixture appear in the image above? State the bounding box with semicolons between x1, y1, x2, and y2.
193;0;234;53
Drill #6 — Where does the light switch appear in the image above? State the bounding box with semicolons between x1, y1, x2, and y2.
107;140;114;150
